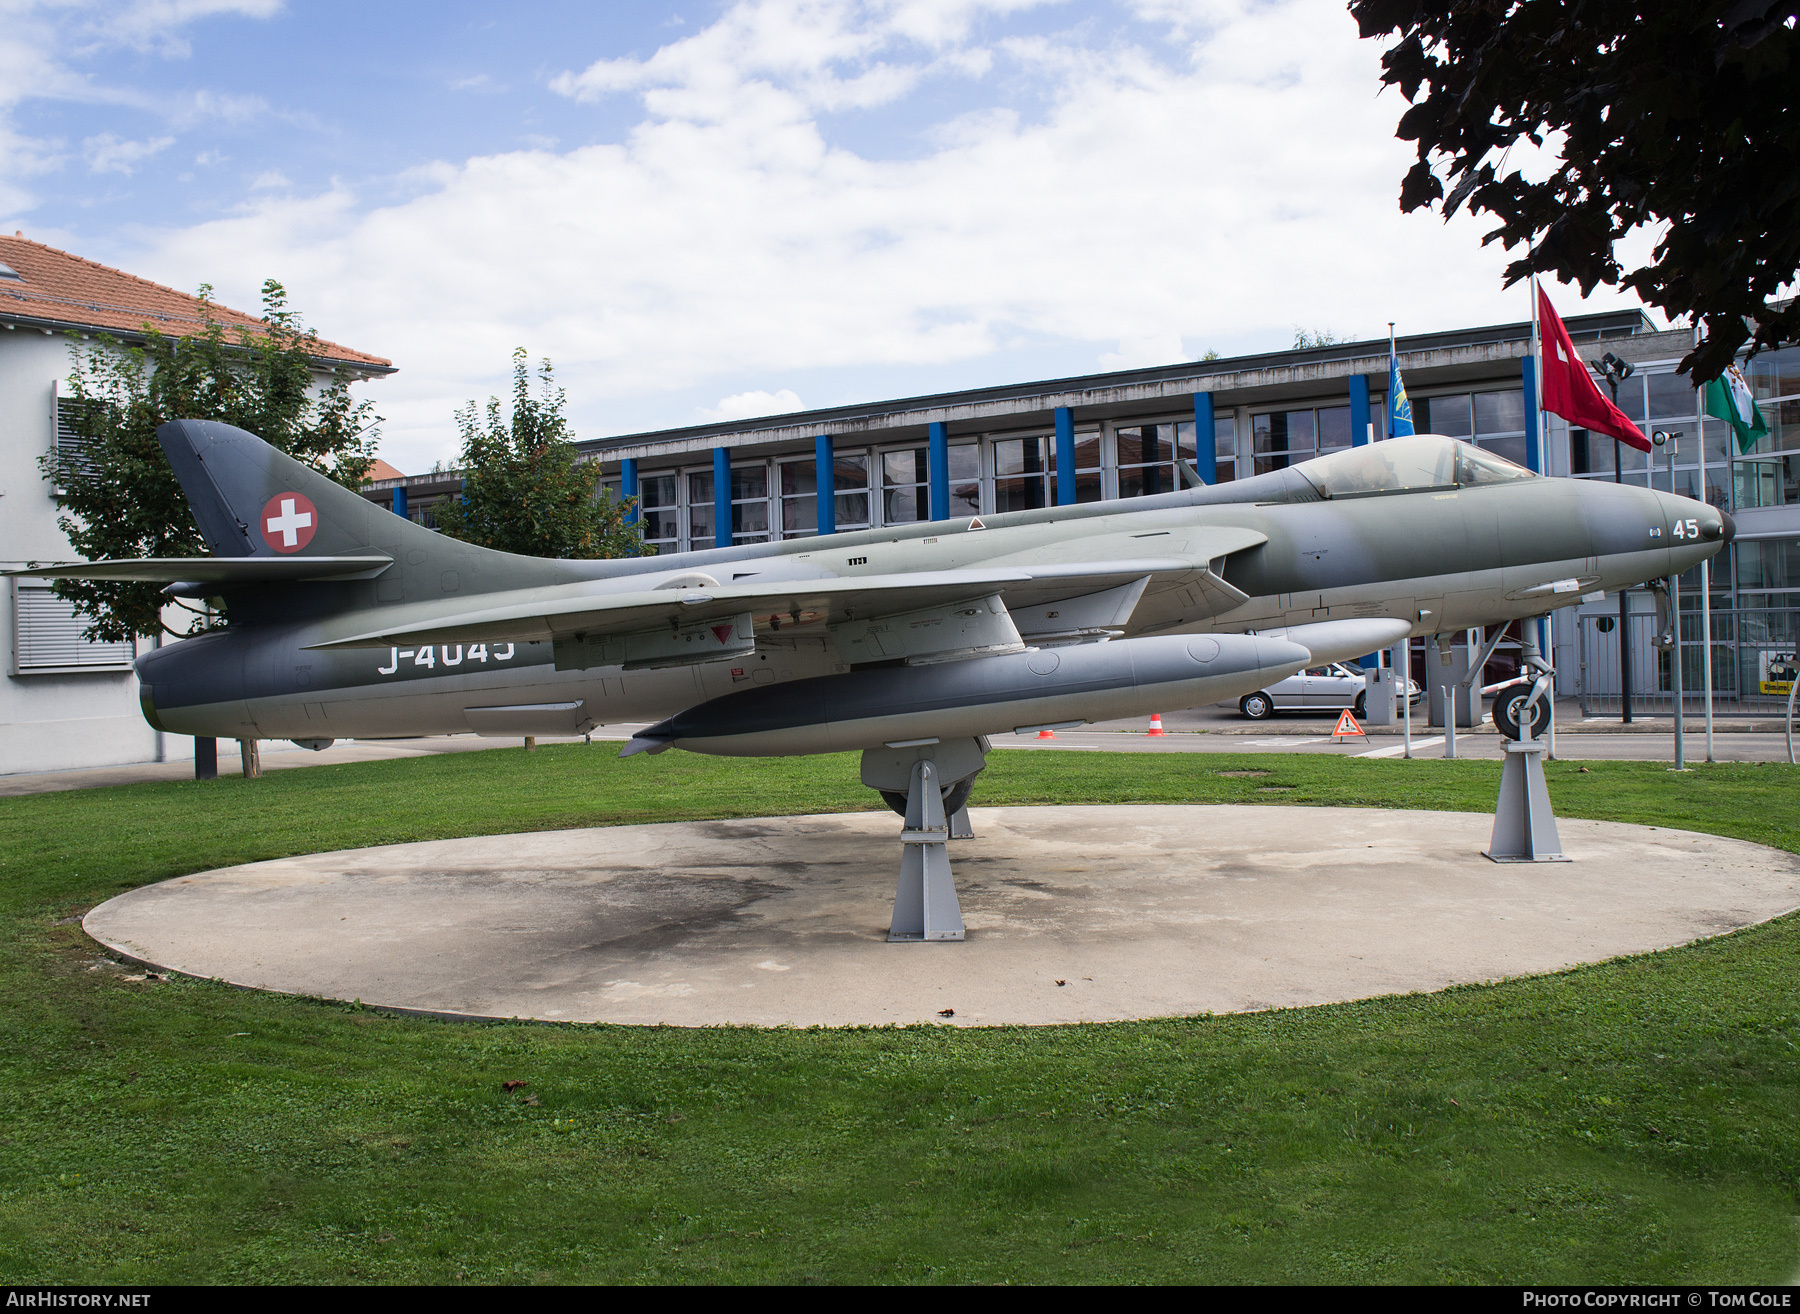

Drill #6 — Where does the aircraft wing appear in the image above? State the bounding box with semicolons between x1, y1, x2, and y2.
309;568;1047;649
306;526;1266;652
6;556;394;582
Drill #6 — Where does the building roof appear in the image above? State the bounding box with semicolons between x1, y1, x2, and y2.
0;233;394;374
363;458;407;483
579;308;1658;465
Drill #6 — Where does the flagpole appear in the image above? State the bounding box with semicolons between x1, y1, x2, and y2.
1531;277;1557;759
1697;318;1715;761
1392;319;1414;760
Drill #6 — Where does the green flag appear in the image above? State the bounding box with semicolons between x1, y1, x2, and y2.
1704;364;1770;454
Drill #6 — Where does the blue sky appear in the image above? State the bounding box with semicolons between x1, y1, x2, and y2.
3;0;1650;473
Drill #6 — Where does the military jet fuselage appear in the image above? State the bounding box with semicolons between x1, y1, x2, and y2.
21;423;1729;759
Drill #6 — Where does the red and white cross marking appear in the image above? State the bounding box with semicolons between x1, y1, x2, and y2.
260;492;318;553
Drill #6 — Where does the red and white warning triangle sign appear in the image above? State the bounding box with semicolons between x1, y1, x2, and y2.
966;516;985;530
1331;708;1366;741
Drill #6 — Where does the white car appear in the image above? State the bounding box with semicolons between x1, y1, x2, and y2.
1226;662;1422;721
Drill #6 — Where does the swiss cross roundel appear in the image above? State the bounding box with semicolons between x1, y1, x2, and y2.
260;492;318;553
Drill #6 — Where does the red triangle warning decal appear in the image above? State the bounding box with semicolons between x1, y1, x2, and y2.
711;624;736;644
967;517;985;530
1331;709;1366;740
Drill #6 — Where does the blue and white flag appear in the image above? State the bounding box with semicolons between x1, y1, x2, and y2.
1388;336;1415;438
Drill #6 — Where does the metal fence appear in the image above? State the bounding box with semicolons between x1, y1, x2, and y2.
1577;608;1798;718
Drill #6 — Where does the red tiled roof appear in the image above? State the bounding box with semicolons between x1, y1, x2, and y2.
365;457;406;482
0;234;393;372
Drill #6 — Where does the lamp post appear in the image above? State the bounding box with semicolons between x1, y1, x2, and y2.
1590;351;1637;722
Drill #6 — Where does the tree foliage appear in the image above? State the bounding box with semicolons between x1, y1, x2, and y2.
41;281;381;641
1350;0;1799;380
434;349;641;560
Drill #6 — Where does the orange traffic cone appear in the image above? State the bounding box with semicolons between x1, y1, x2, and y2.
1147;713;1167;736
1036;728;1057;739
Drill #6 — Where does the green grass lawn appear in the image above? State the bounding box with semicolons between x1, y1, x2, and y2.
2;746;1797;1284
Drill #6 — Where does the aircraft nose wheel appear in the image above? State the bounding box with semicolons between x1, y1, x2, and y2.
1493;687;1551;741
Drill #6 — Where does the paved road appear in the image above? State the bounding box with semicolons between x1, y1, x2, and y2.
4;703;1792;797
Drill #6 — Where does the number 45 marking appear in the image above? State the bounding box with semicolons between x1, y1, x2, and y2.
1671;518;1700;540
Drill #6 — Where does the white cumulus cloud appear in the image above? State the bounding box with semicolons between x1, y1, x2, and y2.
51;0;1649;473
702;388;806;421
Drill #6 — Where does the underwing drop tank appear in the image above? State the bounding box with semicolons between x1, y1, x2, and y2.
623;632;1310;757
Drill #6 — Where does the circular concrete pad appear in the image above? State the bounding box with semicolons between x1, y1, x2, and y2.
85;806;1800;1027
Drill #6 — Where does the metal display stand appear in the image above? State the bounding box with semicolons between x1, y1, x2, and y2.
861;737;987;942
1483;672;1568;863
950;806;975;840
888;759;965;941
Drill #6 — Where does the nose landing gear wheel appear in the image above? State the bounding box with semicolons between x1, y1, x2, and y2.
880;776;976;819
1493;688;1552;741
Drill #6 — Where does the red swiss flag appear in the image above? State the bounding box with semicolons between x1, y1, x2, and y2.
1538;285;1650;451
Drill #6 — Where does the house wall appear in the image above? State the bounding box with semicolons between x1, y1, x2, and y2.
0;328;180;775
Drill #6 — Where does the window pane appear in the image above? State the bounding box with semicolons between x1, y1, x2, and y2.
1119;466;1170;498
831;453;869;489
883;449;926;486
947;443;979;482
687;471;713;506
1172;422;1196;462
730;466;766;500
993;436;1045;477
1425;394;1472;437
884;487;927;522
780;460;815;497
1214;416;1236;482
1474;390;1525;435
835;491;870;526
1318;406;1352;450
1645;373;1696;422
994;476;1046;513
641;474;676;509
1617;376;1648;425
1252;410;1315;454
1747;344;1800;401
782;497;816;533
1073;471;1104;502
1479;434;1528;466
732;502;768;534
688;504;714;542
642;509;680;541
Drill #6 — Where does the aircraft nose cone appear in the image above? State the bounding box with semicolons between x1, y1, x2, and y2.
1718;510;1736;547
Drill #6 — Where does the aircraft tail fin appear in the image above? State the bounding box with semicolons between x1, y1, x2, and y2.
158;419;444;561
151;419;591;606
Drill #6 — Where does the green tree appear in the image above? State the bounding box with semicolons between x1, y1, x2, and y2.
435;349;642;560
41;280;381;641
1350;0;1799;380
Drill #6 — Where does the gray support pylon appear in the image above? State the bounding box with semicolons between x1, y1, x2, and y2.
1483;737;1568;863
949;805;974;840
888;759;966;942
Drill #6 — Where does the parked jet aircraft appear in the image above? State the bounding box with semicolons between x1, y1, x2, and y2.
17;420;1731;819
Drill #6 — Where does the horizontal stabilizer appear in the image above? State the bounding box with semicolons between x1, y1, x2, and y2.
6;556;393;584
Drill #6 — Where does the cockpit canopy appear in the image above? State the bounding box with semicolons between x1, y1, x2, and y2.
1296;435;1537;499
